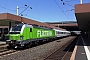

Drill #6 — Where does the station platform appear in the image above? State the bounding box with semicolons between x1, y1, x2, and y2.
70;35;90;60
0;41;6;45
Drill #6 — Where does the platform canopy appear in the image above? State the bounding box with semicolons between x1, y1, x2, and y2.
0;13;49;26
75;3;90;31
0;13;66;30
0;13;21;26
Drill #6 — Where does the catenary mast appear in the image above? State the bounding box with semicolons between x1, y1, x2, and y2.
80;0;82;4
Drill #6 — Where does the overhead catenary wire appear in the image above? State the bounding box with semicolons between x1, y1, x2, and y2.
12;0;25;5
12;0;54;22
25;9;54;22
54;0;70;20
62;2;74;7
61;0;74;7
61;0;77;2
60;1;74;12
0;5;15;12
60;0;74;12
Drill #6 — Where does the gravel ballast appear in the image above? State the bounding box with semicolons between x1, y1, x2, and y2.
0;36;76;60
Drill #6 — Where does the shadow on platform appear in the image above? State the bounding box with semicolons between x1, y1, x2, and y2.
77;34;90;46
63;36;78;52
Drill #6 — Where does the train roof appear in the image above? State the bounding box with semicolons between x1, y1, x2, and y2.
53;29;69;32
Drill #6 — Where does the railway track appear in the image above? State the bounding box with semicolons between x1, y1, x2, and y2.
0;48;20;58
0;43;8;49
44;36;78;60
0;43;20;58
0;36;77;59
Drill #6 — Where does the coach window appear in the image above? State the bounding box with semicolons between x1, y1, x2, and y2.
30;28;32;32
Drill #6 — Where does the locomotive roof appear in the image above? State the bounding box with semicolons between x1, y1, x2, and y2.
24;24;53;30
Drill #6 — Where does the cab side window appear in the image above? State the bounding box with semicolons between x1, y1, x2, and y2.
30;28;32;32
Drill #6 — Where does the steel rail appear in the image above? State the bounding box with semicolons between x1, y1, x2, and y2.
44;37;77;60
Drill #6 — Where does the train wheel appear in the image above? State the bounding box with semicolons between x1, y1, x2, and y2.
35;41;39;45
7;44;14;49
27;42;31;48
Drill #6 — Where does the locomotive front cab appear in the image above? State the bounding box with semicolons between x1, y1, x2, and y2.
6;24;24;47
9;24;23;40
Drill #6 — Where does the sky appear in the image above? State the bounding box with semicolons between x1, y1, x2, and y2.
0;0;90;22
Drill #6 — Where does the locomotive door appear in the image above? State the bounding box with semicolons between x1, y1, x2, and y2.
29;28;32;39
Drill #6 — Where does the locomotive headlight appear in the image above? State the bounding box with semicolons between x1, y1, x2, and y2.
20;36;23;40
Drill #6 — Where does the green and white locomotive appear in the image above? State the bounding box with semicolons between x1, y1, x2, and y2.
6;24;56;48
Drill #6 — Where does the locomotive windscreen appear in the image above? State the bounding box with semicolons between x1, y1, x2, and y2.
9;24;23;34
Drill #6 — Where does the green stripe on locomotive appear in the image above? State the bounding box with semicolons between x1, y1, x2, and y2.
9;24;55;41
31;28;55;39
9;34;20;40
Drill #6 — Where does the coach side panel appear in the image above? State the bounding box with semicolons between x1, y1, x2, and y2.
32;28;55;39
